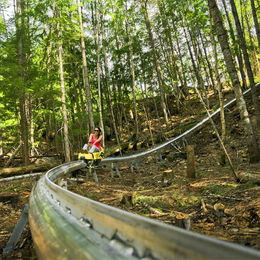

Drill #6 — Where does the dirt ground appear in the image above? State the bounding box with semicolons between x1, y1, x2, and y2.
1;90;260;259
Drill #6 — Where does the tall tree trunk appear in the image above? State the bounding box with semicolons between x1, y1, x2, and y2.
125;0;139;142
114;22;124;134
250;0;260;50
243;0;260;78
141;0;169;130
93;0;105;147
70;57;81;115
0;126;2;156
183;24;209;108
157;21;179;113
100;1;122;155
229;0;260;121
44;19;53;152
75;65;85;114
157;0;182;112
222;0;247;89
208;5;226;165
189;28;209;108
141;55;156;144
29;94;35;156
173;26;190;107
196;40;213;93
57;19;70;163
77;0;95;133
208;0;260;163
17;0;29;166
199;31;216;94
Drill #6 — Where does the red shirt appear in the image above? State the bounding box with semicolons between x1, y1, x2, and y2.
91;134;102;150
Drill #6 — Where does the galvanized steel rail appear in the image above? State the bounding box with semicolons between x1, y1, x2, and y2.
29;161;260;260
29;85;260;259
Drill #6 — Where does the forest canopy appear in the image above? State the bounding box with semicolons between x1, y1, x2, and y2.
0;0;260;165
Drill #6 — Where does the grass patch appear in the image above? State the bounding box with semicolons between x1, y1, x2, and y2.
174;194;200;207
135;195;165;208
201;183;238;195
237;182;258;190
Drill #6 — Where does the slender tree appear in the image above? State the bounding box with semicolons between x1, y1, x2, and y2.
208;0;260;163
208;4;226;165
100;0;122;155
242;0;260;78
125;0;139;142
141;0;169;130
17;0;29;166
250;0;260;50
77;0;95;133
92;0;105;147
57;11;70;162
229;0;260;121
222;0;247;89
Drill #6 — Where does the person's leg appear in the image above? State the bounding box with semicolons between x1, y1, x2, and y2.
83;144;89;151
88;145;100;153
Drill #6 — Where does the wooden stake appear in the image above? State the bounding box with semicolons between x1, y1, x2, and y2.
186;145;196;178
176;213;191;230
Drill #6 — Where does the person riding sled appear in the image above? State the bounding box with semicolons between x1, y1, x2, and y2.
83;127;103;154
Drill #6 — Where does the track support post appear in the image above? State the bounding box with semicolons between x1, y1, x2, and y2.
111;163;122;178
3;204;29;254
155;151;163;163
84;168;99;184
131;160;140;173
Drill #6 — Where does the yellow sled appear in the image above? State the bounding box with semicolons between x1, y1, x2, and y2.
78;148;105;161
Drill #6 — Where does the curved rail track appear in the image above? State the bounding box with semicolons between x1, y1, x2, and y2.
29;85;260;260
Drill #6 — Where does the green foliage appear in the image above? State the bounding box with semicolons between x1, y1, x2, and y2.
0;0;257;153
135;195;165;208
201;184;238;195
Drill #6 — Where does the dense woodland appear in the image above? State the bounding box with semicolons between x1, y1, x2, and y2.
0;0;260;169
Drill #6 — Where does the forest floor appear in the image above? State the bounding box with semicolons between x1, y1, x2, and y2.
1;88;260;259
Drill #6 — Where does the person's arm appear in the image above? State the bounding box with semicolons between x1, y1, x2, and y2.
88;134;93;146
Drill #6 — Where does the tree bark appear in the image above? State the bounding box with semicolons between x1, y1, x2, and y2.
157;0;183;112
238;172;260;184
189;28;210;108
222;0;247;89
100;1;122;156
77;0;95;133
75;64;86;117
199;31;216;94
250;0;260;51
57;18;70;163
229;0;260;121
208;5;226;165
243;0;260;78
0;162;61;177
208;0;260;163
125;0;139;141
92;0;105;147
0;127;2;156
183;24;209;108
70;57;81;115
141;0;169;130
17;0;29;166
29;94;35;156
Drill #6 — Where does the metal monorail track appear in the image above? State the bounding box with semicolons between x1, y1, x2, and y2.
29;161;260;260
29;85;260;259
